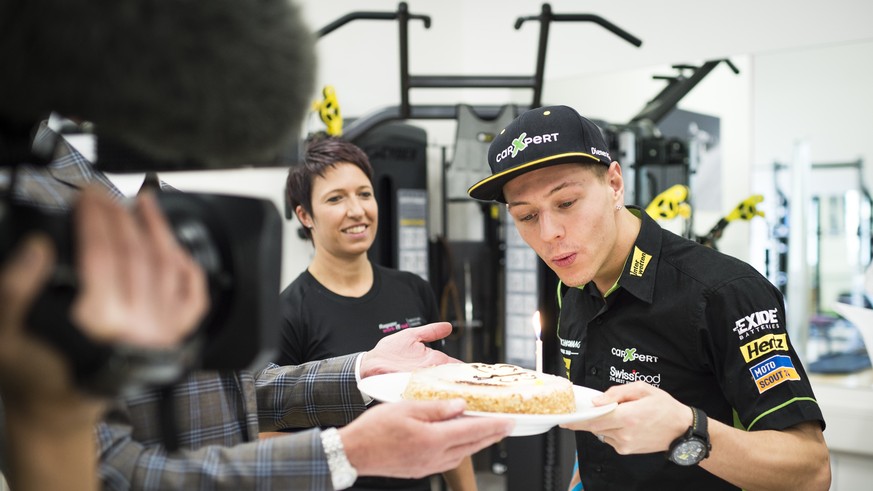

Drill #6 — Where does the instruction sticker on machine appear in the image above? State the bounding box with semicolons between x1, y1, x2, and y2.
749;354;800;394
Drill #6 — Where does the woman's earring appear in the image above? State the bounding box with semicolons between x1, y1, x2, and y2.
615;204;623;211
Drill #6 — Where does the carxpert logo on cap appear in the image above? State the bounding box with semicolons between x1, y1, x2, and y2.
511;133;528;156
494;131;562;163
468;105;613;203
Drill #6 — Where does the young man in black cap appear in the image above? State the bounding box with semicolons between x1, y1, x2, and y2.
468;105;830;490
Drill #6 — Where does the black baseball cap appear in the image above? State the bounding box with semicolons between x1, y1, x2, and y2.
467;105;613;203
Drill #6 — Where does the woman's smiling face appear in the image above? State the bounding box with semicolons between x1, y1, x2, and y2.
301;162;378;260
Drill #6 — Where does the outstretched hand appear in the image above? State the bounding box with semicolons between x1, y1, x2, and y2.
359;322;459;378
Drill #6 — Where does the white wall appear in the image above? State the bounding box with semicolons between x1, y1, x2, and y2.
152;0;873;287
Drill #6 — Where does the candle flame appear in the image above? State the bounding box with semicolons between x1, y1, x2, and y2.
532;310;541;339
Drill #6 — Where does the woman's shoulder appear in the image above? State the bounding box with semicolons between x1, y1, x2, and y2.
279;269;318;300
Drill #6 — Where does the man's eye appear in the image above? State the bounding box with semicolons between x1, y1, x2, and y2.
518;213;536;223
558;200;576;209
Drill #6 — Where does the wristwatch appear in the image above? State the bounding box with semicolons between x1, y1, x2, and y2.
667;406;711;466
320;427;358;489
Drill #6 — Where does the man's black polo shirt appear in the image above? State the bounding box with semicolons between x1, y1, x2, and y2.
557;207;824;491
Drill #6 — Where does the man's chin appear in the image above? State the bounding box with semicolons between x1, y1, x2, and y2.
557;273;588;288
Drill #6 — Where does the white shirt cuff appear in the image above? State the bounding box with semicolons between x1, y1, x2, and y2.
354;353;374;405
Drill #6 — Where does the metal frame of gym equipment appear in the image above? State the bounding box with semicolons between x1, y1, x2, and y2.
316;2;643;142
614;59;741;224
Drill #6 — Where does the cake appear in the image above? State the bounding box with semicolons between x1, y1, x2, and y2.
402;363;576;414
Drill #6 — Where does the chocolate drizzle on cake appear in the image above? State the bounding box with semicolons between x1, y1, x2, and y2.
463;363;537;384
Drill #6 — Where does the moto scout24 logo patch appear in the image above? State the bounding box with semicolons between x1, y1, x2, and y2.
749;354;800;394
733;308;781;340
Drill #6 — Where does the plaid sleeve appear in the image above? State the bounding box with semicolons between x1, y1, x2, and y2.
96;355;367;491
96;419;333;490
255;354;367;431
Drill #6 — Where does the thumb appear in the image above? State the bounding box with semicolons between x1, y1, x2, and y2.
413;322;453;344
592;381;651;405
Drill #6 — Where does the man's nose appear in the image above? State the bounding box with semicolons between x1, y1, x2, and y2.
539;212;563;242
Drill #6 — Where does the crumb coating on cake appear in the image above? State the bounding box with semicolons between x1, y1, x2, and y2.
402;363;575;414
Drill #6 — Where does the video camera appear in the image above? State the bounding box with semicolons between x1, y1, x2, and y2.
0;116;287;396
0;0;317;395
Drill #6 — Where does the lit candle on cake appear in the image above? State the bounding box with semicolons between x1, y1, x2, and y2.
532;311;543;372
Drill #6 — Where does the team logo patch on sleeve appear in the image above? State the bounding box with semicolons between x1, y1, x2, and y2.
740;333;788;362
749;354;800;393
733;308;780;340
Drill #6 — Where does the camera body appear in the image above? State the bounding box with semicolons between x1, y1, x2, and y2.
0;187;282;395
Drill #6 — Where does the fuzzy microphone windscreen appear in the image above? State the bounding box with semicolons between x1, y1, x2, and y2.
0;0;316;169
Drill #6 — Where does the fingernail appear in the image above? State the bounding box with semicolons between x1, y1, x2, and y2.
448;399;466;412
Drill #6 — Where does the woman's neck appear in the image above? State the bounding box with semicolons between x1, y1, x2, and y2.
308;252;374;298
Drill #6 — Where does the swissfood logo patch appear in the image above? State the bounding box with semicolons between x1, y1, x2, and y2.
609;366;661;387
749;354;800;394
630;246;652;277
494;132;560;162
740;333;788;363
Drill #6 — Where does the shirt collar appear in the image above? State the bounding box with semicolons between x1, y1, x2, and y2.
614;205;662;304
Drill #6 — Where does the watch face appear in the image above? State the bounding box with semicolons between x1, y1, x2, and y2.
671;439;707;466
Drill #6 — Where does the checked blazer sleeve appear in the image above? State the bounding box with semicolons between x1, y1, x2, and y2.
256;355;368;431
96;354;367;490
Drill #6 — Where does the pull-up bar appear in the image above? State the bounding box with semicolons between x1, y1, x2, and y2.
317;2;642;140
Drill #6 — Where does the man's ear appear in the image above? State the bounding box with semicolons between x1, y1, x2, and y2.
607;161;624;199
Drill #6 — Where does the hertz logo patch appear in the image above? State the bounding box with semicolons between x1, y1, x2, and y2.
630;246;652;277
741;333;788;363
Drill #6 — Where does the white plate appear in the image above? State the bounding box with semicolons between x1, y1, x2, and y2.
358;372;617;437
